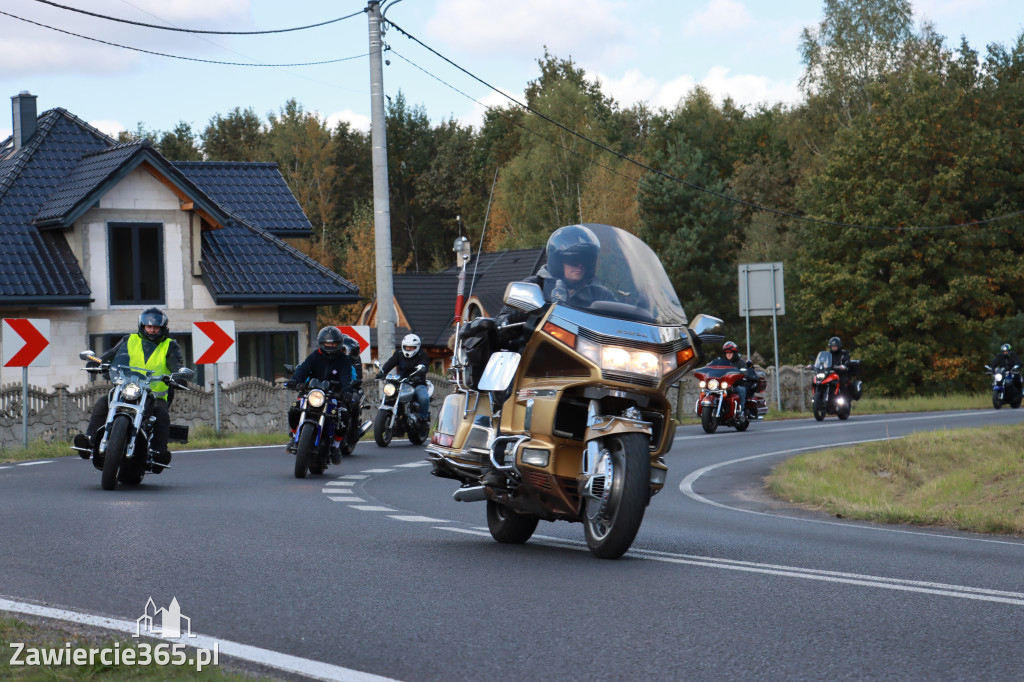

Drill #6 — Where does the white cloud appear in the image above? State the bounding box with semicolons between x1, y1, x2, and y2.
326;109;371;133
683;0;754;37
425;0;632;64
89;119;127;138
0;127;12;141
594;66;798;112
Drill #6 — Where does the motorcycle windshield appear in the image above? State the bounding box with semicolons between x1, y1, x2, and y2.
543;224;688;326
813;351;832;371
109;364;153;384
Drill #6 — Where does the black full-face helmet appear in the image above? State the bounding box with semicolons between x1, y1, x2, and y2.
828;336;842;351
546;224;601;281
1001;343;1012;355
138;307;168;343
317;326;344;356
340;333;360;359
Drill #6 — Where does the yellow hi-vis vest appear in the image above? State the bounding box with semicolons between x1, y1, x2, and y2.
127;334;171;400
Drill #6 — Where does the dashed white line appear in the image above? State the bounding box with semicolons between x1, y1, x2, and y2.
339;474;370;480
389;515;448;522
328;496;365;503
15;461;52;467
350;505;395;512
324;480;355;486
358;469;395;474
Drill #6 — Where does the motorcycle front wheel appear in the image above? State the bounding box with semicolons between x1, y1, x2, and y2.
700;409;719;434
101;417;131;490
373;409;393;447
812;387;826;421
486;501;539;544
992;392;1004;409
294;423;316;478
408;417;429;445
837;401;851;420
584;433;650;560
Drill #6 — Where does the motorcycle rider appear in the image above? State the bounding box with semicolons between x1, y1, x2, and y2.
714;341;754;417
287;326;357;465
73;308;184;470
990;343;1022;390
526;224;617;308
376;333;431;424
826;336;852;394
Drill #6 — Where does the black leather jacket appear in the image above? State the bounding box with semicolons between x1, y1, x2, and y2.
379;349;430;386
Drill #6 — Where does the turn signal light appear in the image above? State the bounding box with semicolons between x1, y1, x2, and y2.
676;347;694;364
543;321;576;348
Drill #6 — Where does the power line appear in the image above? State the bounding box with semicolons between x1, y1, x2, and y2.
384;18;1024;233
31;0;364;34
0;10;366;67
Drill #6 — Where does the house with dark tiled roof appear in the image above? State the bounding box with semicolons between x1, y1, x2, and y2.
357;247;544;371
0;92;359;389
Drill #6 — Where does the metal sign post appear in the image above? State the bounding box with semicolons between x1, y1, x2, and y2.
738;263;785;411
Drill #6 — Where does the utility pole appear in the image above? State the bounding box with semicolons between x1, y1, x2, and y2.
367;0;395;361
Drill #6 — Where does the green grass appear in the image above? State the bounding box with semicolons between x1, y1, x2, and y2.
0;615;274;680
766;424;1024;535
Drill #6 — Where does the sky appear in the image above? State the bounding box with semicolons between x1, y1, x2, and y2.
0;0;1022;142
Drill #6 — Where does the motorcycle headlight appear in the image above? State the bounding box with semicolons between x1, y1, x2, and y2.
383;383;397;397
708;378;720;390
995;373;1003;382
816;373;826;380
698;380;707;389
576;338;664;379
721;380;730;389
122;382;142;402
307;389;326;408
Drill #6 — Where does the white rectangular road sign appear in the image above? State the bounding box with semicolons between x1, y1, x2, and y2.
2;318;51;367
336;325;371;364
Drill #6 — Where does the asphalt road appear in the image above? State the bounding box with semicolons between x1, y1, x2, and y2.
2;407;1024;681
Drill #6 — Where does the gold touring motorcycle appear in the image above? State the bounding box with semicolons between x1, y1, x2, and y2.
427;223;722;559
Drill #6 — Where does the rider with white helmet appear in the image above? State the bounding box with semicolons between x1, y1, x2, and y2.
377;333;431;421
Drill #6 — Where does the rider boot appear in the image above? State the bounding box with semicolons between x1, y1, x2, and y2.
330;442;343;465
151;449;172;474
73;433;92;459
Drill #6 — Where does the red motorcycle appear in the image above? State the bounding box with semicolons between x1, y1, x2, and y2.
808;351;862;421
694;363;767;433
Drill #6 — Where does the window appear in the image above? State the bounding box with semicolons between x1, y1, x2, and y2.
238;332;298;382
108;223;164;304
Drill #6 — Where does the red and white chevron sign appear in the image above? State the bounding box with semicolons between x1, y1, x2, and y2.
2;318;51;368
192;321;237;364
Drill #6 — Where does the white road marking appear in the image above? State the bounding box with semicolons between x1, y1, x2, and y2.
359;469;394;473
328;496;365;503
324;480;355;486
340;474;370;480
0;598;396;681
436;528;1024;606
0;466;11;470
350;505;395;512
15;461;52;466
679;438;1024;547
389;515;447;522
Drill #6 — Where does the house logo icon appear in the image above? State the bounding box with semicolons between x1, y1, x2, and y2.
135;597;196;639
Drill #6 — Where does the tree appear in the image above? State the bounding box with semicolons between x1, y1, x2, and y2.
201;107;265;161
157;122;202;161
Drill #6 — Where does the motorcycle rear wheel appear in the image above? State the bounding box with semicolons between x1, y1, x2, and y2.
701;410;719;434
837;402;851;420
294;423;316;478
373;410;393;447
812;388;826;421
583;433;650;560
101;417;130;491
486;501;539;544
1012;396;1022;409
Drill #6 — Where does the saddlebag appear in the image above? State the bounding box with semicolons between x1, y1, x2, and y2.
460;318;498;390
850;380;864;401
168;424;189;444
754;369;767;393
